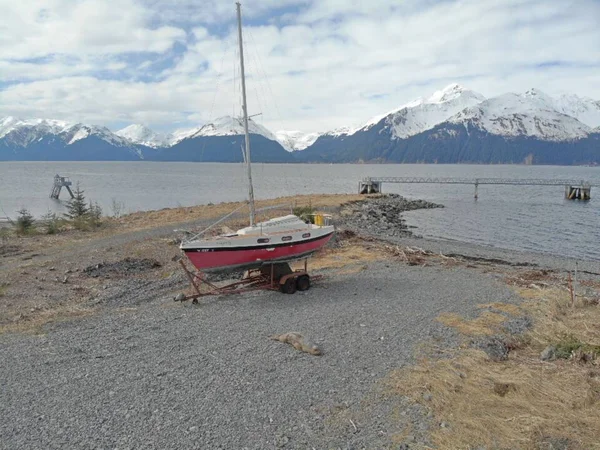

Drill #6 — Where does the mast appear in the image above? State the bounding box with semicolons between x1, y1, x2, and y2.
236;2;256;227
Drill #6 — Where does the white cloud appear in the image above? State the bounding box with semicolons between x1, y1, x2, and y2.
0;0;599;133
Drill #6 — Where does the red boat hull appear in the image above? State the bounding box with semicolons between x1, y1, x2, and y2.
184;232;334;272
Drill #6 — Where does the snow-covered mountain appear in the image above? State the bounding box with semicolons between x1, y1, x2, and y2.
275;130;322;151
116;124;170;148
3;83;600;164
298;84;600;164
449;91;592;141
360;83;486;139
181;116;278;143
327;84;487;140
0;117;72;147
62;123;132;147
551;93;600;129
0;117;133;149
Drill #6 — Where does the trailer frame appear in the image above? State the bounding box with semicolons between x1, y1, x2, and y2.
176;257;321;304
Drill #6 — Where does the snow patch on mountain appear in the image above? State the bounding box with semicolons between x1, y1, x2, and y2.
449;91;591;141
323;125;358;138
116;124;170;148
275;130;322;151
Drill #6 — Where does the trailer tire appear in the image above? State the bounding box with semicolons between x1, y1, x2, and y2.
296;275;310;291
281;277;297;294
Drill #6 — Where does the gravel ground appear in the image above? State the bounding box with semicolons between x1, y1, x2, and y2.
0;260;518;449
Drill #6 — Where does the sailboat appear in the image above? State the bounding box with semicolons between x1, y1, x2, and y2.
180;2;335;273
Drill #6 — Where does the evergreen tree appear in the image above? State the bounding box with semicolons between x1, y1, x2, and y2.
41;210;60;234
15;208;35;235
88;201;102;226
64;183;89;220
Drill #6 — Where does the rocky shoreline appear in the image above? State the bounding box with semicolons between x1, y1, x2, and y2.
338;193;443;238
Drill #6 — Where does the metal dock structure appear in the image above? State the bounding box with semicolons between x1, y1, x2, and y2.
50;174;74;200
359;177;597;200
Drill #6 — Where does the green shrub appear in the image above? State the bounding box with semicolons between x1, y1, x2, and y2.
554;334;600;360
40;210;61;234
293;205;315;223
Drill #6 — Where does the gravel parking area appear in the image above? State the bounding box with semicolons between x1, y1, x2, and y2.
0;259;517;449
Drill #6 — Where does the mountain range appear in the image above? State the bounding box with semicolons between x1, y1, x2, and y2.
2;84;599;165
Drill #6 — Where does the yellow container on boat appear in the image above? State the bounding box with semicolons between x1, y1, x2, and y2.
314;214;324;226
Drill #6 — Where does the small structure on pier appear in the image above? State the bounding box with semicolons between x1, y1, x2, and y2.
50;174;74;199
358;179;381;194
565;184;591;201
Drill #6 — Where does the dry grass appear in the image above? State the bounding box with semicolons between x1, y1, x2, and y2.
437;311;509;336
387;350;600;449
116;193;366;233
306;239;385;271
0;303;94;335
517;287;600;351
386;280;600;449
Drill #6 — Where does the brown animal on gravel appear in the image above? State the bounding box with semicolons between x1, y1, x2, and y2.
270;332;322;356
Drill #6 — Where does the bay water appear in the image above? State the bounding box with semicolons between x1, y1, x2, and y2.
1;162;598;261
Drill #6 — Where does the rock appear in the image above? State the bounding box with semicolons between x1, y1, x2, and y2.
540;345;556;361
275;434;289;448
423;392;432;401
174;293;186;302
62;276;68;284
188;426;198;432
474;336;509;361
48;267;56;271
65;269;72;274
440;421;449;428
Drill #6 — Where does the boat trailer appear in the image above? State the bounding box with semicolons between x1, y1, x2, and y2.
176;258;322;304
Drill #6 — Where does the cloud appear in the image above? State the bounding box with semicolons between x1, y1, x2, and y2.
0;0;599;133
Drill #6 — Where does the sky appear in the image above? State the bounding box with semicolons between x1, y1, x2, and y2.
0;0;599;134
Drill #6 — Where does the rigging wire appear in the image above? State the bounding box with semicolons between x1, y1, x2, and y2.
199;36;232;162
245;27;295;198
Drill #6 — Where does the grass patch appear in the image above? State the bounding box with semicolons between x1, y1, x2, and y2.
0;304;94;335
437;311;508;336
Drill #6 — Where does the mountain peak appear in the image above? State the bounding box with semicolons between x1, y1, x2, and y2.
116;124;168;148
428;83;468;103
187;116;278;143
359;83;486;139
275;130;322;151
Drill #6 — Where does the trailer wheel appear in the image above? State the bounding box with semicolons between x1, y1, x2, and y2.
296;275;310;291
280;277;297;294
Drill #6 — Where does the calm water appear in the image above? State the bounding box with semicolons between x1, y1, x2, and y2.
1;162;599;261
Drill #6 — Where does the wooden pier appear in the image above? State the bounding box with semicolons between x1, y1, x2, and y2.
359;177;597;200
50;174;74;200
